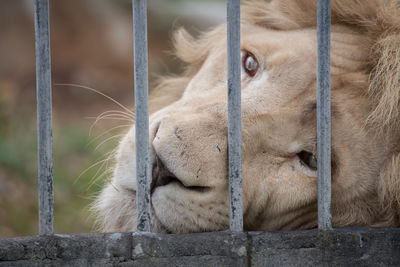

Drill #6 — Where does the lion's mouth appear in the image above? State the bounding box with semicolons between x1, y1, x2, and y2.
151;156;211;194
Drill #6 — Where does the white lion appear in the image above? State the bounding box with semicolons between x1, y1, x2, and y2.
93;0;400;233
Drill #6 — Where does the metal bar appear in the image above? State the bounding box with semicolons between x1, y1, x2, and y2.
133;0;151;232
317;0;332;230
227;0;243;232
34;0;54;235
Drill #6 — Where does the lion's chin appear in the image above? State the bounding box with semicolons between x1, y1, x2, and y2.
150;184;230;234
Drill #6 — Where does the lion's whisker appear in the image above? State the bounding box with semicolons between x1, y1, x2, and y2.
94;134;125;152
92;110;135;124
86;171;112;193
88;117;134;134
86;152;117;192
55;83;134;117
87;162;111;188
96;110;135;119
75;148;117;184
87;124;131;147
74;158;110;185
88;113;134;134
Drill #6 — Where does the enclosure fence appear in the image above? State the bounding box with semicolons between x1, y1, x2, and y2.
34;0;332;236
1;0;398;265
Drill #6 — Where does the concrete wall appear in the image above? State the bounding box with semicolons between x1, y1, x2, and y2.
1;228;399;266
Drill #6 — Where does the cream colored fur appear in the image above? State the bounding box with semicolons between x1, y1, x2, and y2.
93;0;400;233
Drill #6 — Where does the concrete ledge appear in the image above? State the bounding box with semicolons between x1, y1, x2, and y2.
0;228;399;266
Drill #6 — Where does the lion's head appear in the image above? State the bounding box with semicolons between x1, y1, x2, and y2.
94;0;400;233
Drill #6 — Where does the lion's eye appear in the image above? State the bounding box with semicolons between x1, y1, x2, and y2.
242;51;259;77
298;151;317;171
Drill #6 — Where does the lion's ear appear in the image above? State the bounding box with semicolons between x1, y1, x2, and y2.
173;28;202;64
377;152;400;226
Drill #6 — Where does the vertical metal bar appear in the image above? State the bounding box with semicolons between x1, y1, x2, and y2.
227;0;243;232
34;0;54;235
133;0;151;232
317;0;332;230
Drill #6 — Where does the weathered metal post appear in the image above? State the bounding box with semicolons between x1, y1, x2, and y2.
133;0;151;232
317;0;332;230
34;0;54;235
227;0;243;232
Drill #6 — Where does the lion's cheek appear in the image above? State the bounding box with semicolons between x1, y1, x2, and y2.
242;155;318;230
113;127;138;191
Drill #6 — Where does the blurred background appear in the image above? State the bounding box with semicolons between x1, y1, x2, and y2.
0;0;224;237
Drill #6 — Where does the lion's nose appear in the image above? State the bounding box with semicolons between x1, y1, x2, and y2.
151;151;212;194
151;155;177;194
151;114;224;192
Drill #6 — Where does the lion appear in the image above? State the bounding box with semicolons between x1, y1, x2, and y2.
93;0;400;233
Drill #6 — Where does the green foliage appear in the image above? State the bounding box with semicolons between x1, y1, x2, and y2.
0;107;120;236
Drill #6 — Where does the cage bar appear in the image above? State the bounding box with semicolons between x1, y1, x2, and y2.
317;0;332;230
133;0;151;232
227;0;243;232
34;0;54;235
